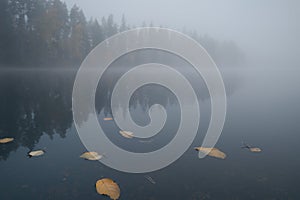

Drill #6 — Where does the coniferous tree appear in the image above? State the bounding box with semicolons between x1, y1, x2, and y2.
69;5;90;63
87;19;104;48
0;0;243;68
119;14;129;32
0;0;14;65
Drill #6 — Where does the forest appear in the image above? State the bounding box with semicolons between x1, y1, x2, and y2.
0;0;243;68
0;0;244;159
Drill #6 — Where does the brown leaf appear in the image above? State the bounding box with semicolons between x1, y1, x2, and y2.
96;178;120;200
80;152;103;160
28;150;45;157
194;147;226;159
119;130;134;139
249;147;262;152
0;137;14;144
104;117;113;121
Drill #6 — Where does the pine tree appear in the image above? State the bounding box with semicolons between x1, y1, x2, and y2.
69;5;90;63
119;14;128;32
87;19;104;48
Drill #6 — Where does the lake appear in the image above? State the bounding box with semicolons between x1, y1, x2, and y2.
0;64;300;199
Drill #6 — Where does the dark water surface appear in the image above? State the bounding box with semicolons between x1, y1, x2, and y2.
0;66;300;200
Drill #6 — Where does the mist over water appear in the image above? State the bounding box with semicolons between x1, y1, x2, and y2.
1;64;300;199
1;0;300;199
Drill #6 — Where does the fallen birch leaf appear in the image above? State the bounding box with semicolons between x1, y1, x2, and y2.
194;147;226;159
119;130;134;139
28;150;45;157
96;178;120;200
0;137;14;144
104;117;113;121
80;152;103;160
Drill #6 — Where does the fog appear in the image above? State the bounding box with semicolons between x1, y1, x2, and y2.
63;0;300;67
1;1;300;199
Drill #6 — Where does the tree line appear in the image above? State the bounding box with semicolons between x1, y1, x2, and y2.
0;0;123;67
0;0;243;68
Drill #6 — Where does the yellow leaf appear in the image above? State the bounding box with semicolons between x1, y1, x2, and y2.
119;130;134;139
80;152;103;160
242;143;262;153
249;147;262;152
194;147;226;159
0;137;14;144
96;178;120;200
104;117;113;121
28;150;45;157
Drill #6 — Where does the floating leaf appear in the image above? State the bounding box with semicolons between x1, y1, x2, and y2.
249;147;262;152
119;130;134;139
80;152;103;160
242;142;262;153
104;117;113;121
28;150;45;157
194;147;226;159
0;137;14;144
96;178;120;200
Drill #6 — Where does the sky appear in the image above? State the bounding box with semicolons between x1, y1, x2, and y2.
62;0;300;66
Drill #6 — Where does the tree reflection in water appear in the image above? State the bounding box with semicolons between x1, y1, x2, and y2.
0;69;74;160
0;50;240;160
